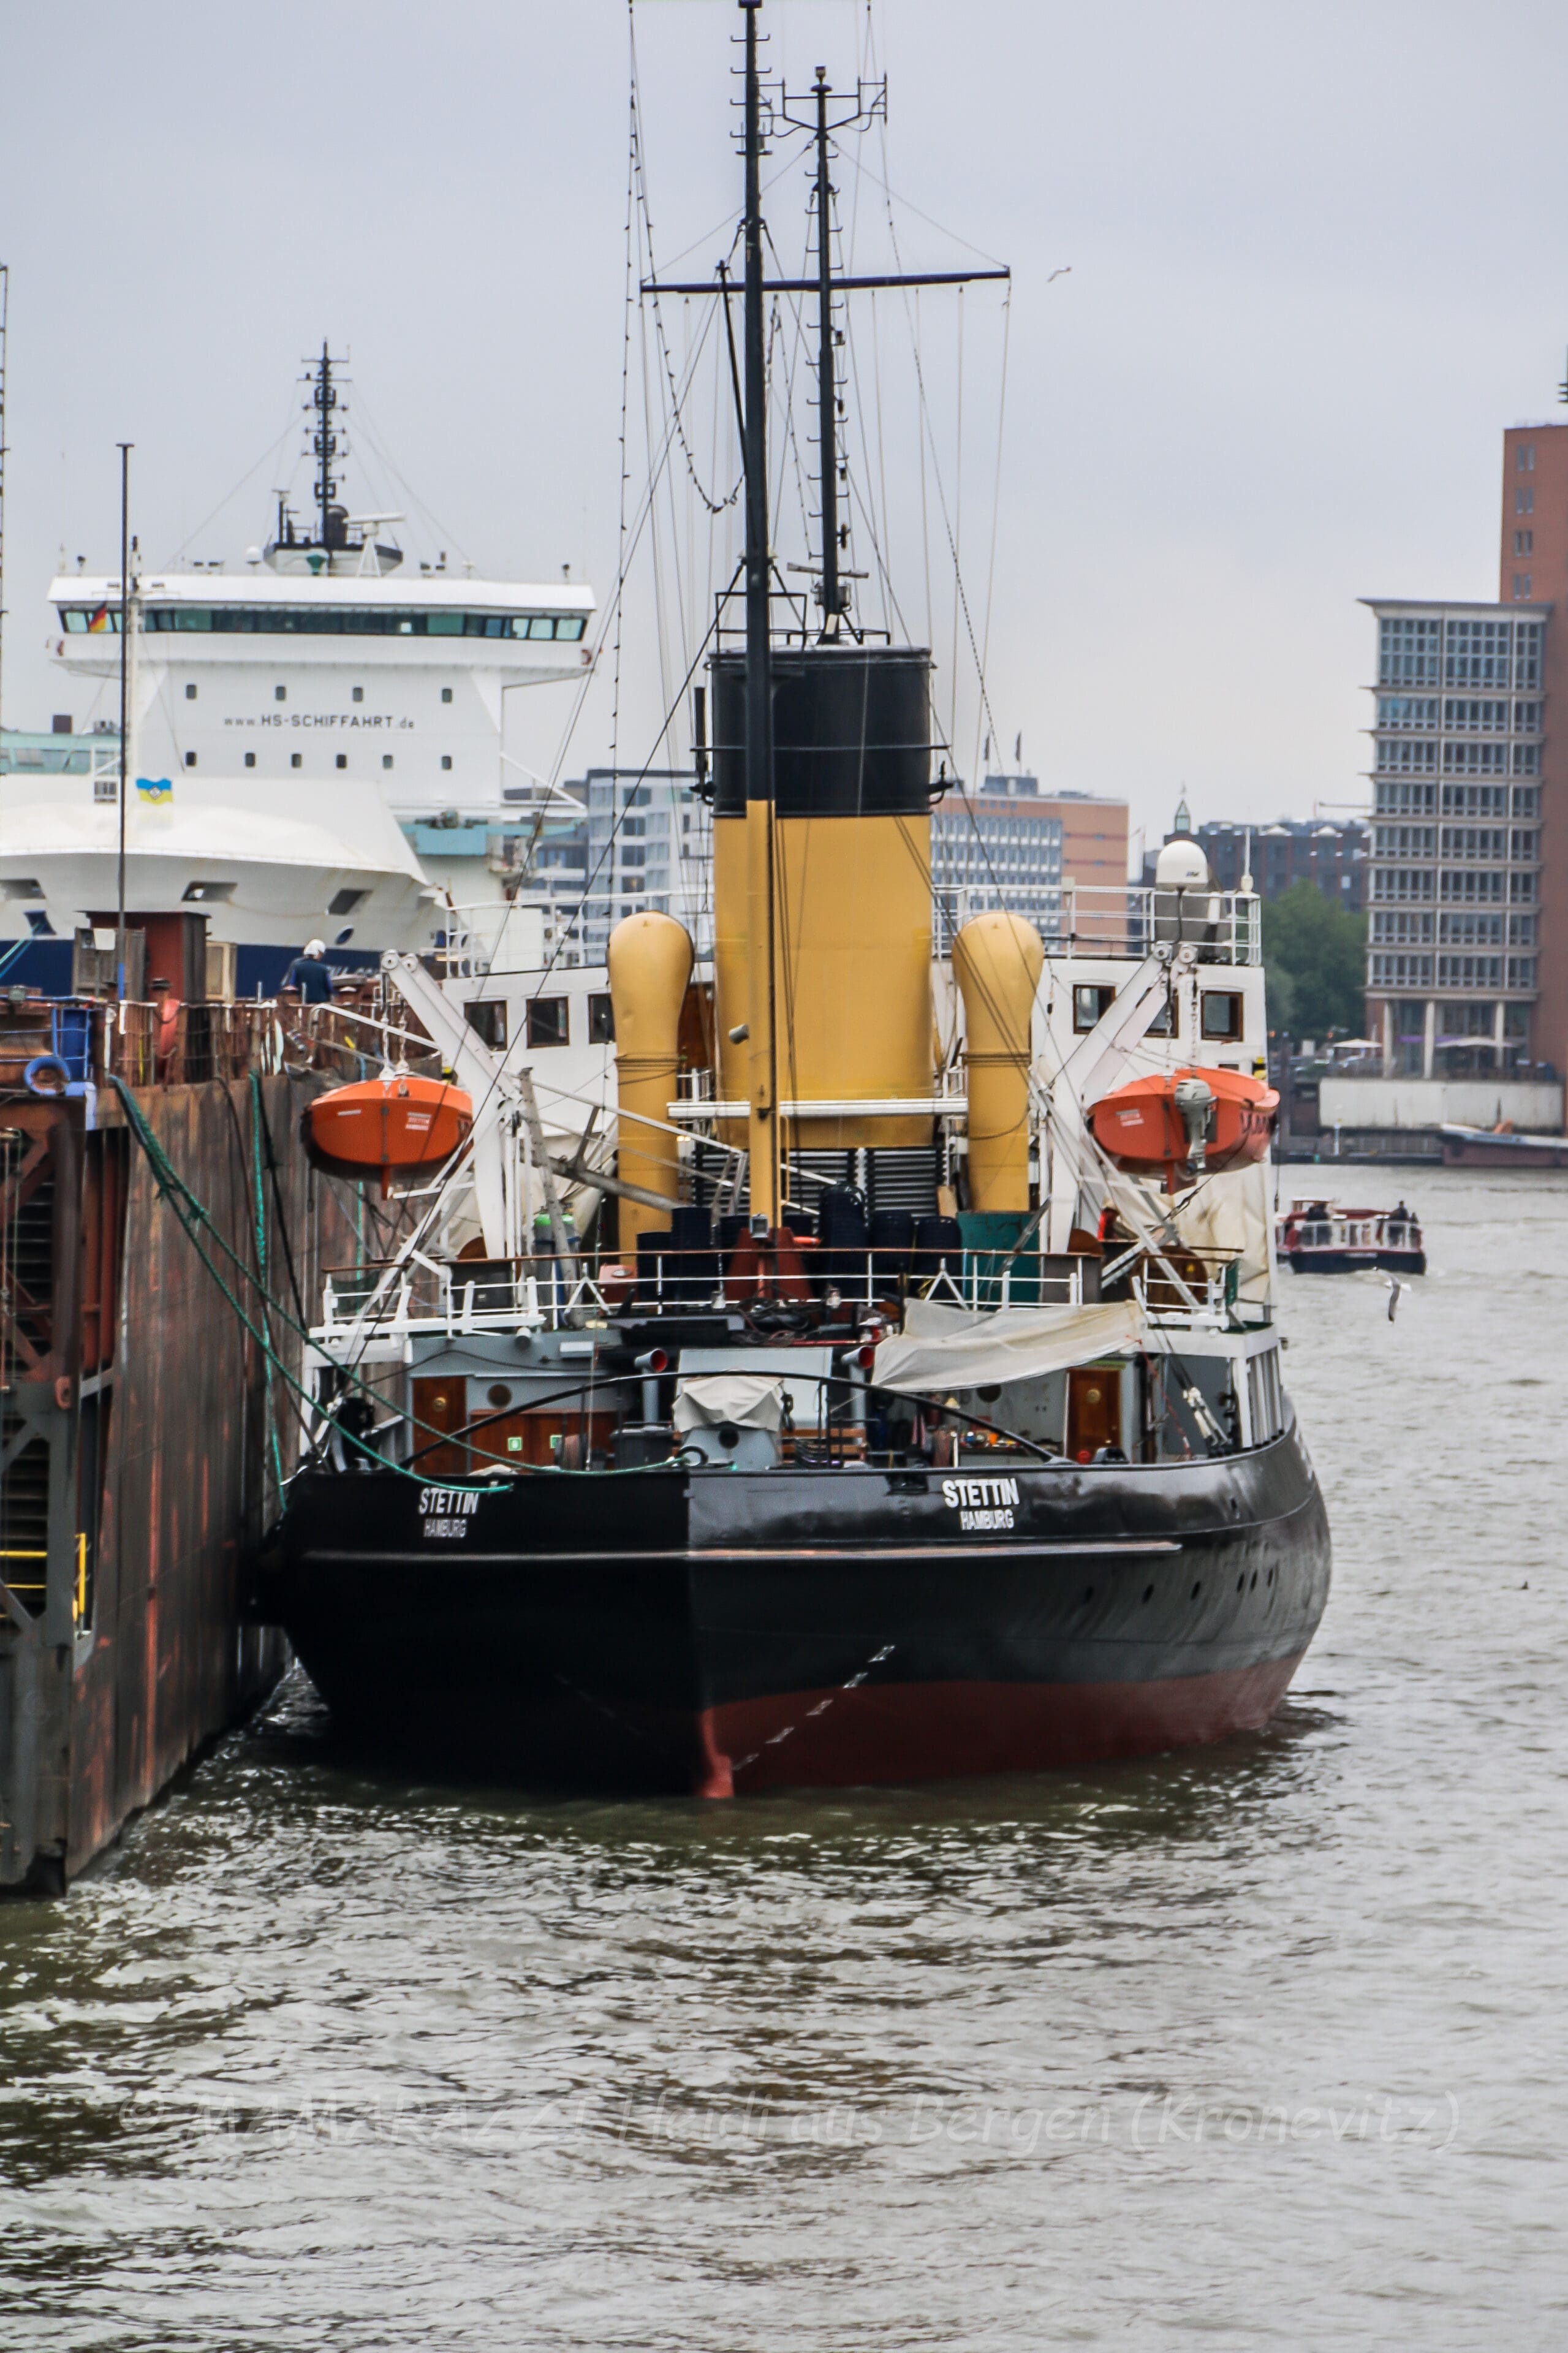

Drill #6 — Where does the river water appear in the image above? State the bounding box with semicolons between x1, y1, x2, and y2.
1;1167;1564;2349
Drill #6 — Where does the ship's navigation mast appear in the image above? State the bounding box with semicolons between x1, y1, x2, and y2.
779;68;885;637
739;0;780;1233
306;342;349;550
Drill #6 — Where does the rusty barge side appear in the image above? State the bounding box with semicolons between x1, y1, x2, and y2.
0;1002;360;1892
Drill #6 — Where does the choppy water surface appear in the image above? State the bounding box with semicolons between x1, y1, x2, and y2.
2;1168;1566;2348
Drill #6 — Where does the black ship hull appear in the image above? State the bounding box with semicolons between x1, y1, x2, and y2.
1284;1248;1425;1276
271;1417;1331;1795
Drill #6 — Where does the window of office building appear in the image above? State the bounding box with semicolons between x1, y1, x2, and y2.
1374;824;1436;855
1515;531;1534;556
1442;742;1509;775
1378;616;1441;685
1377;695;1439;729
1441;784;1508;817
1441;869;1504;902
1370;953;1433;988
1508;955;1537;989
1376;739;1436;773
1508;914;1537;947
1512;743;1539;775
1371;909;1434;944
1438;911;1503;946
1371;868;1433;902
1515;622;1543;686
1516;485;1535;513
1442;699;1509;732
1444;619;1512;686
1374;781;1436;814
1509;870;1537;903
1439;825;1507;859
1436;954;1503;987
1512;785;1539;816
1514;702;1542;733
1517;443;1535;472
1510;827;1539;862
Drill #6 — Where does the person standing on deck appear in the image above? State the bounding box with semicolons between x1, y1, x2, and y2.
282;939;333;1003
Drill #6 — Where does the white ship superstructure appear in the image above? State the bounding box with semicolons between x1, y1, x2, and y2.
0;351;597;993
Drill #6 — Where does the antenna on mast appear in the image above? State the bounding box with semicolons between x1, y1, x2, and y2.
304;342;349;550
779;68;885;638
738;0;779;1233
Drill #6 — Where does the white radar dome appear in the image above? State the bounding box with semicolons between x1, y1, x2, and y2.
1154;838;1211;890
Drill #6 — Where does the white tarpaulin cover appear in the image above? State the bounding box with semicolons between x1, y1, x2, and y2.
673;1374;786;1432
872;1298;1147;1395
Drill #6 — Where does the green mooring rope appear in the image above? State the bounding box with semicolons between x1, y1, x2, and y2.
248;1070;286;1508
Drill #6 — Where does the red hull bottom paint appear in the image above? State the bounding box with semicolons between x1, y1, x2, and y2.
701;1654;1306;1793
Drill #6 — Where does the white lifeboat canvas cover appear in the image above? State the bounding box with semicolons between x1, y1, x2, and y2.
872;1298;1146;1395
673;1374;787;1432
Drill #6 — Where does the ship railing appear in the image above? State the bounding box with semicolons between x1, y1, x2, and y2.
317;1253;600;1344
1060;884;1262;966
312;1243;1104;1339
1116;1248;1267;1329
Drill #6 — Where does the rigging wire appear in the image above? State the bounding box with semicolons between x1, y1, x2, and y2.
164;405;298;567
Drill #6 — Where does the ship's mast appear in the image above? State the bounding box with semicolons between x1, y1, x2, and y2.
309;342;345;550
740;0;779;1232
812;72;844;633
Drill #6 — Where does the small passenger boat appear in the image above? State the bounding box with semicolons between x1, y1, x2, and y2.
1275;1197;1425;1276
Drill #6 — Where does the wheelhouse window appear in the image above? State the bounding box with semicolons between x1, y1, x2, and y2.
137;605;592;638
588;993;615;1044
1072;984;1116;1033
526;996;569;1048
1200;991;1243;1042
465;1000;507;1051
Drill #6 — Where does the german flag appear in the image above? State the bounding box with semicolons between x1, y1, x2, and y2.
86;603;110;632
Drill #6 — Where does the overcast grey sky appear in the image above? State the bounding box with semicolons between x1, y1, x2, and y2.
5;0;1568;855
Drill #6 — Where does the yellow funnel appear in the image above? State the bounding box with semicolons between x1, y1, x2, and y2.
608;910;694;1251
953;911;1044;1212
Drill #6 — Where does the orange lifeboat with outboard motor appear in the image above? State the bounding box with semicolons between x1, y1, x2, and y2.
303;1070;473;1185
1089;1066;1278;1192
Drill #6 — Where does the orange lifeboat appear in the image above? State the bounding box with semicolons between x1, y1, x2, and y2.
1088;1066;1278;1192
303;1072;473;1183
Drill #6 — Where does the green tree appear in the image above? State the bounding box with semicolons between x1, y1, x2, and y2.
1259;881;1367;1039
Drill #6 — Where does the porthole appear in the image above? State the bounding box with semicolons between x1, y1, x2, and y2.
487;1384;511;1408
1191;1582;1202;1601
1236;1573;1244;1593
1142;1584;1154;1604
1250;1571;1258;1590
1082;1586;1094;1605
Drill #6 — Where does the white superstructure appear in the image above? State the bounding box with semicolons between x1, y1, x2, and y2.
0;354;597;991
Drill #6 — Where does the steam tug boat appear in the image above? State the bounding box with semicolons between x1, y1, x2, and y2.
268;4;1330;1794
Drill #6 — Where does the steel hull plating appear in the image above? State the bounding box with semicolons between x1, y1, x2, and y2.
276;1418;1331;1794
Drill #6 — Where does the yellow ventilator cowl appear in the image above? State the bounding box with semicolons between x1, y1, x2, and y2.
953;910;1044;1213
608;910;694;1251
